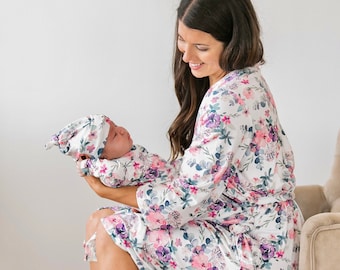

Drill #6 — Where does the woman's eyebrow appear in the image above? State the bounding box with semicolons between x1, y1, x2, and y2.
178;34;209;45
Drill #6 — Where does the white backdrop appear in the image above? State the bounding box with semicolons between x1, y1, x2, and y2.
1;0;339;269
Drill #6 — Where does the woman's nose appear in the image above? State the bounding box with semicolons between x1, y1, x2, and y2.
182;47;193;63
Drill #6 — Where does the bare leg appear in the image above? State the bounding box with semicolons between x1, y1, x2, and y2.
85;209;138;270
95;223;138;270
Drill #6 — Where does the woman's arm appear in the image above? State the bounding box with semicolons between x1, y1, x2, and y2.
83;175;138;208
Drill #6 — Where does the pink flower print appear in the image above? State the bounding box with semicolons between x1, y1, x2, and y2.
211;96;219;103
243;87;253;99
175;238;182;247
86;144;95;153
60;140;66;146
249;191;260;201
190;185;198;194
222;115;231;124
148;230;169;248
133;161;141;169
88;131;97;141
276;250;284;258
189;147;200;155
202;138;211;144
169;261;177;268
146;211;166;227
208;211;217;218
123;239;132;248
241;79;249;85
151;159;166;169
191;253;212;269
192;173;201;180
253;177;260;183
226;175;238;189
268;189;275;195
288;228;295;239
236;96;245;105
241;236;252;251
254;130;271;147
99;164;107;174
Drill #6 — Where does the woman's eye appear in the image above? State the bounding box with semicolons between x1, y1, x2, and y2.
196;46;208;52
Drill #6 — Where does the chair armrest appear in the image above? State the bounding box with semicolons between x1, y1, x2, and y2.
299;212;340;270
294;185;329;220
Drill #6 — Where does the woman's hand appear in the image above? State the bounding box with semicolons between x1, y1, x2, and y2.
75;154;139;208
75;156;107;196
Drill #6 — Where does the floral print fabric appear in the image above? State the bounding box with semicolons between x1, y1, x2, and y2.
92;66;303;269
45;114;110;160
79;144;181;187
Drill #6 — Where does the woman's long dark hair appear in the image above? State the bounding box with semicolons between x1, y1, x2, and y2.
168;0;264;160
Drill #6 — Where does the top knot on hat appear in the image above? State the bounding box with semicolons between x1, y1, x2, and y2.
45;114;111;160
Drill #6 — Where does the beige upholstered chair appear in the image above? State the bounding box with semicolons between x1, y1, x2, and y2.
295;130;340;270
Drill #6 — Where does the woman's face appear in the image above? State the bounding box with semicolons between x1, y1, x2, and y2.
177;20;226;86
101;121;133;159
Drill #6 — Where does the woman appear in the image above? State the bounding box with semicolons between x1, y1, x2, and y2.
82;0;303;269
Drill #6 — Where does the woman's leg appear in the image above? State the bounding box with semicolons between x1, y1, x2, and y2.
95;223;138;270
85;209;138;270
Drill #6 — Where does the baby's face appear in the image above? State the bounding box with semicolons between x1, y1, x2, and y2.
100;121;133;160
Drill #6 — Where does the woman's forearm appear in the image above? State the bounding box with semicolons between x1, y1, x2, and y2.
101;185;138;208
84;175;138;208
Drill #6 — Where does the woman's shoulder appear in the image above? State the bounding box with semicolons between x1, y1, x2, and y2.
212;66;267;94
224;65;262;85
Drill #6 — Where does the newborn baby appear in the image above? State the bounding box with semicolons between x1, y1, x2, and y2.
45;114;181;187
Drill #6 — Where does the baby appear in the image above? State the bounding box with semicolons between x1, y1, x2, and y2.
45;114;181;187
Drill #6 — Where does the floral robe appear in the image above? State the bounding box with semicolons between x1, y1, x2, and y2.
85;66;304;269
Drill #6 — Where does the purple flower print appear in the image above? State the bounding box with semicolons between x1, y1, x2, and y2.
206;113;221;129
260;243;275;261
209;200;224;211
156;246;171;263
145;167;159;179
115;223;128;239
268;126;278;142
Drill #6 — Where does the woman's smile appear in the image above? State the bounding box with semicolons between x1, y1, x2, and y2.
189;62;204;70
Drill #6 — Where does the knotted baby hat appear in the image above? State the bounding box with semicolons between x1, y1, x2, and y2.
45;114;111;160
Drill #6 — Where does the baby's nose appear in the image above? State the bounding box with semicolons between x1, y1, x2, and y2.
117;127;126;134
